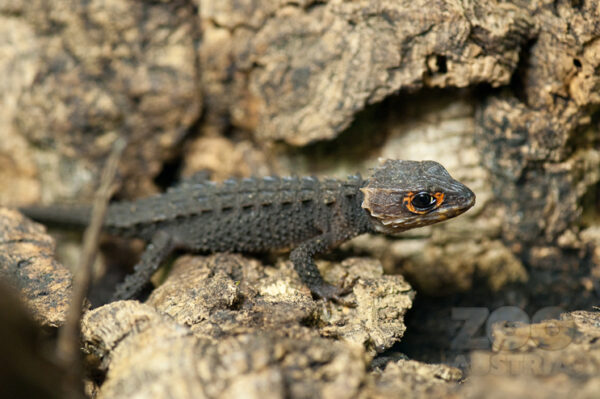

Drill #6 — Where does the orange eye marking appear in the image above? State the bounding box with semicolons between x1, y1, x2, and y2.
434;192;444;206
402;192;423;214
403;191;445;214
402;192;414;209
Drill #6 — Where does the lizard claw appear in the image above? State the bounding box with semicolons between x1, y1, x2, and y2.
310;279;358;307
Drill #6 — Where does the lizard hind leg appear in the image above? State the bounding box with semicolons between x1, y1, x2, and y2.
111;230;176;301
289;234;357;307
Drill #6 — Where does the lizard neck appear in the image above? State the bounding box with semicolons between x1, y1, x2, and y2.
356;180;379;234
335;178;376;236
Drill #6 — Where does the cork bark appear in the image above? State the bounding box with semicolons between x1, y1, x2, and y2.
1;0;600;398
0;208;72;327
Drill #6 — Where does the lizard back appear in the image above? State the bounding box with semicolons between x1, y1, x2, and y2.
101;175;368;252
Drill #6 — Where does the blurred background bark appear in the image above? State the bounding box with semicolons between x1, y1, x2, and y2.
1;0;599;397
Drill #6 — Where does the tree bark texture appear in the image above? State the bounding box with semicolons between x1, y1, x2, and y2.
1;0;600;398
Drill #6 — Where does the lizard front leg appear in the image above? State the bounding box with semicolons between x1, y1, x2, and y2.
290;232;356;305
112;230;176;301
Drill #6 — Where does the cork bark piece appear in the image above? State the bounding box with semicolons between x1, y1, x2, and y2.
1;0;201;201
81;300;370;399
0;208;72;327
459;311;600;399
146;254;414;355
200;0;533;144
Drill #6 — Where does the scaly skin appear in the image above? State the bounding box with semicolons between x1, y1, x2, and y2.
20;160;475;304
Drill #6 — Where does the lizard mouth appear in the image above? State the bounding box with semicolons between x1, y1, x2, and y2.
433;191;476;218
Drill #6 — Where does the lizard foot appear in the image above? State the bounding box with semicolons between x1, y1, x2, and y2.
310;279;358;307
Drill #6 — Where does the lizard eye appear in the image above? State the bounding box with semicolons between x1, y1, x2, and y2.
411;192;437;211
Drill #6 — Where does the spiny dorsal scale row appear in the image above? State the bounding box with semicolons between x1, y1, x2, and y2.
108;174;364;228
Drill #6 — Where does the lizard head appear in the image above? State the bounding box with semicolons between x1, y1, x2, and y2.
360;160;475;234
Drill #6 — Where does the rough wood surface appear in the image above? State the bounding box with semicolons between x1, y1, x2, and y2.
200;0;533;144
146;254;414;353
0;280;82;399
364;359;462;399
0;208;72;327
0;0;200;201
1;0;600;398
82;300;368;399
82;299;446;399
77;254;414;397
460;311;600;399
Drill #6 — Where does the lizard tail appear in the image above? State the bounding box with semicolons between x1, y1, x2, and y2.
19;204;93;228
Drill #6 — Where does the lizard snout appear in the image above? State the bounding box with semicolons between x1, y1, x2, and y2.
460;188;476;209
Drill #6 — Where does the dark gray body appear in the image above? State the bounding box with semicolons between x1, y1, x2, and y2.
106;175;371;252
21;160;475;304
23;175;374;302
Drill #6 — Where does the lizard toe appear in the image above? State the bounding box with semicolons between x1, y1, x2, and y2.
311;282;357;307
